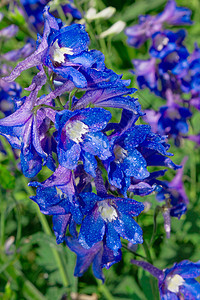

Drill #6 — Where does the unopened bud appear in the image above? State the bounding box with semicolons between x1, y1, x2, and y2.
99;21;126;38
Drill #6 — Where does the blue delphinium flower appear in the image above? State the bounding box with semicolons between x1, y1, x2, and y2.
78;192;144;251
20;0;81;33
0;70;22;117
55;107;112;176
104;123;178;194
30;165;82;243
4;7;104;88
66;237;121;282
156;157;189;219
144;90;192;146
131;259;200;300
76;168;144;251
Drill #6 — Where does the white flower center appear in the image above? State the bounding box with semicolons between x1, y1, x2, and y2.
66;120;89;143
98;201;118;222
166;274;185;293
114;145;128;163
50;39;74;63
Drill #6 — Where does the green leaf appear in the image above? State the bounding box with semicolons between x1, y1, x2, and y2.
0;165;15;190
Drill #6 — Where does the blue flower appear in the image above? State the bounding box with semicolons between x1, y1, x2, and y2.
156;157;189;219
143;90;192;146
66;237;121;282
131;259;200;300
0;69;58;177
30;165;82;243
159;261;200;299
4;7;105;88
132;58;158;92
150;30;188;60
104;124;177;194
55;107;112;176
72;68;139;113
78;192;144;251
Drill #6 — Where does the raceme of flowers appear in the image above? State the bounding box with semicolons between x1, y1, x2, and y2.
125;0;200;147
0;4;194;286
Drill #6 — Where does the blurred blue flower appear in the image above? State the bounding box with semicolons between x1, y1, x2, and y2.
125;0;192;48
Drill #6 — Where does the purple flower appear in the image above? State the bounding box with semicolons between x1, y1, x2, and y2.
66;237;121;282
20;0;81;33
0;25;18;39
131;259;200;300
156;157;189;219
55;107;112;176
150;30;188;60
156;0;193;26
0;76;22;116
144;90;192;146
132;58;157;91
125;0;192;48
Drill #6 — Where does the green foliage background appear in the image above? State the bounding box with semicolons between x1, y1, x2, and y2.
0;0;200;299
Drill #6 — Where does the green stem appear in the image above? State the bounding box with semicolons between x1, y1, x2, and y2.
142;239;159;299
97;280;114;300
122;244;146;260
150;206;160;247
0;191;5;247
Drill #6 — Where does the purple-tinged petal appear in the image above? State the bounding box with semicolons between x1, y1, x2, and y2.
101;245;122;269
92;246;105;282
66;237;103;279
131;260;164;280
173;260;200;279
156;0;192;26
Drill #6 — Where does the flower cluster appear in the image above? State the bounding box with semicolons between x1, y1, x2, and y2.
125;0;200;146
0;6;181;281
